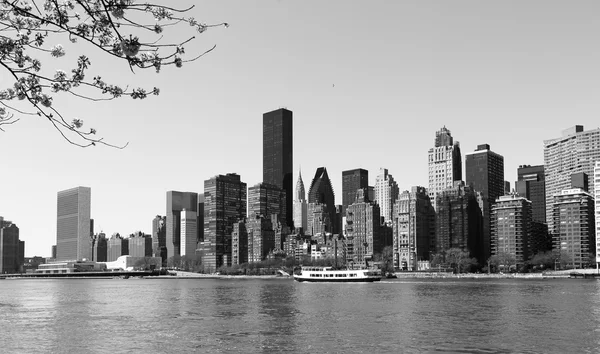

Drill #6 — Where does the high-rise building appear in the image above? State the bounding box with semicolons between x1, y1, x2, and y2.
515;165;546;223
293;170;308;232
247;214;275;263
552;188;595;269
491;195;532;266
392;187;436;270
152;215;167;264
107;233;128;262
56;186;91;261
428;127;462;210
263;108;293;228
232;220;248;265
0;218;23;274
342;169;369;214
197;194;205;245
374;168;399;223
306;203;331;236
203;173;247;269
180;209;198;258
465;144;504;262
308;167;337;234
92;232;107;262
128;231;152;258
248;183;286;222
345;197;382;265
544;126;600;234
166;191;198;260
436;181;483;261
595;162;600;266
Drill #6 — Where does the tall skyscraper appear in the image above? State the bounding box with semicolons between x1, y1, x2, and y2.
56;186;91;261
491;195;532;266
128;231;152;257
166;191;198;260
232;220;248;265
342;169;369;214
308;167;337;234
346;197;382;265
248;182;286;222
0;218;23;274
293;170;308;232
152;215;167;263
544;126;600;234
263;108;293;228
374;168;399;223
203;173;247;269
92;232;107;262
107;233;128;262
428;127;462;210
465;144;504;262
392;187;436;270
594;162;600;266
515;165;546;223
180;209;198;257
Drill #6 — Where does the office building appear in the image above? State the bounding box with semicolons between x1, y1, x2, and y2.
197;194;205;245
128;231;152;258
56;186;91;261
515;165;546;223
152;215;167;264
307;202;331;236
247;214;275;263
465;144;504;262
166;191;198;259
248;182;286;223
544;126;600;234
293;170;308;233
594;162;600;266
552;188;595;269
203;173;247;269
346;192;382;265
374;168;399;223
107;233;128;262
92;232;107;262
342;168;369;214
180;209;198;257
0;218;24;274
263;108;293;228
491;195;532;267
232;220;248;265
428;127;462;210
307;167;337;234
392;187;436;270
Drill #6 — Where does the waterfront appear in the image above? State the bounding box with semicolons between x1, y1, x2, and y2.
1;278;599;353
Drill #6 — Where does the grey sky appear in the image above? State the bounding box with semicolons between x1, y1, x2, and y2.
1;0;599;256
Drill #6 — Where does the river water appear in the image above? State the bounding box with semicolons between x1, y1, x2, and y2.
1;278;599;353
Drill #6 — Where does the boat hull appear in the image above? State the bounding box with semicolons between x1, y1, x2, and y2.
293;276;381;283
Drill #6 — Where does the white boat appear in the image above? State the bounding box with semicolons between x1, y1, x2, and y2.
293;266;382;283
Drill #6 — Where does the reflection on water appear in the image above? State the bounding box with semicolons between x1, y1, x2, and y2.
1;278;599;353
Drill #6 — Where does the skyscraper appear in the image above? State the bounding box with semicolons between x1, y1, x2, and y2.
308;167;337;234
166;191;198;260
392;187;436;270
107;233;128;262
248;182;286;223
152;215;167;263
374;168;399;223
544;126;600;234
180;209;198;257
293;170;308;232
515;165;546;223
491;195;532;266
92;232;107;262
428;127;462;210
0;218;23;274
203;173;247;269
263;108;293;228
594;162;600;266
342;169;369;214
56;186;91;261
465;144;504;262
346;197;382;264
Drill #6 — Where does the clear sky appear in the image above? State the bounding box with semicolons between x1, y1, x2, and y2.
1;0;600;257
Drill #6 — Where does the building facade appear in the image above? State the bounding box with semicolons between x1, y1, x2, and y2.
247;214;275;263
428;127;462;211
391;187;436;271
491;195;532;266
0;218;23;274
248;182;286;223
128;231;152;258
544;126;600;235
92;232;107;262
307;167;337;234
166;191;198;260
180;209;198;258
515;165;546;223
595;162;600;266
56;186;91;261
342;168;369;214
107;234;128;262
203;173;247;269
293;170;308;233
465;144;505;263
232;220;248;266
374;168;399;223
152;215;167;264
345;200;382;265
263;108;293;228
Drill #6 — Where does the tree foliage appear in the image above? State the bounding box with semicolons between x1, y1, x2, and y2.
0;0;227;147
488;251;517;273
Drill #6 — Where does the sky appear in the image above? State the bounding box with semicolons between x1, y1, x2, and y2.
1;0;600;257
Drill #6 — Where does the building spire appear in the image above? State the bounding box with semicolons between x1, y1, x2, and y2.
296;168;306;201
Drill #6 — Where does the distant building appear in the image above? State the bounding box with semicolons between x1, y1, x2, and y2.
203;173;247;269
342;168;369;214
306;203;331;236
56;186;91;261
91;232;107;262
248;182;286;224
51;245;57;259
166;191;198;260
595;162;600;266
308;167;337;234
515;165;546;223
152;215;167;264
0;218;24;274
544;126;600;236
465;144;504;263
247;214;275;263
293;170;308;233
504;181;510;195
232;220;248;265
392;187;436;270
436;181;483;262
180;209;198;258
346;192;382;265
552;188;595;269
263;108;293;228
374;168;399;223
128;231;152;258
107;233;128;262
428;127;462;211
491;195;532;266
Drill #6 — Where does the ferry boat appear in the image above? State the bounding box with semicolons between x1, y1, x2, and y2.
293;266;382;283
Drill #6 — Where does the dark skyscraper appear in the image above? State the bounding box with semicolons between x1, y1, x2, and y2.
166;191;198;260
263;108;293;228
465;144;504;262
248;183;286;223
342;168;369;214
308;167;338;234
515;165;546;224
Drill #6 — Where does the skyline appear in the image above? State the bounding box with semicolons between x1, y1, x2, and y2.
2;0;600;257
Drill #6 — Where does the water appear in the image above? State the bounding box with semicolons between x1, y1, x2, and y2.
1;278;599;353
